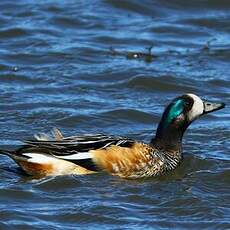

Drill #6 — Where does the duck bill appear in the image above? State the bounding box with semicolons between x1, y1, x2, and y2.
203;101;225;114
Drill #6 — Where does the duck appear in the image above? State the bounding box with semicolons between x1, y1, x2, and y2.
0;93;225;178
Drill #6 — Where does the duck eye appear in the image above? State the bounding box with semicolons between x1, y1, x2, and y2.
184;101;190;106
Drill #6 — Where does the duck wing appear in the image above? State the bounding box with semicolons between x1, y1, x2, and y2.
21;133;135;171
24;133;134;153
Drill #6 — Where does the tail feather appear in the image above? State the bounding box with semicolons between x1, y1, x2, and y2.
0;149;27;162
0;149;12;157
0;149;23;161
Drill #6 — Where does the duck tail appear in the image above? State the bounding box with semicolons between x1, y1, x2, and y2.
0;149;14;158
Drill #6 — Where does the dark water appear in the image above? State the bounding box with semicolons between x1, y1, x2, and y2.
0;0;229;229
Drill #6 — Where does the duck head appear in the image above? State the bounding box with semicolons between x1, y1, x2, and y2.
152;94;225;150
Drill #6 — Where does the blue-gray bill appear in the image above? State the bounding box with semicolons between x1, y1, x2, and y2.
203;101;225;114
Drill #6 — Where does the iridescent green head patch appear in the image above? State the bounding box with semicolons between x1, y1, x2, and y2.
165;99;184;125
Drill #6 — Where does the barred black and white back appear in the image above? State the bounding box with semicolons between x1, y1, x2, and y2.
18;129;135;171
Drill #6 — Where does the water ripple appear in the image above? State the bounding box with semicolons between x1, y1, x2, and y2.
0;0;229;229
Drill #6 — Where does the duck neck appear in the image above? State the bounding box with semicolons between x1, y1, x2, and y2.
151;120;187;153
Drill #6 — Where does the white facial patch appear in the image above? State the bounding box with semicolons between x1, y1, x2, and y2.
186;94;204;121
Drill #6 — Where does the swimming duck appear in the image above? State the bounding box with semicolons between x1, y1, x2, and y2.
0;94;225;178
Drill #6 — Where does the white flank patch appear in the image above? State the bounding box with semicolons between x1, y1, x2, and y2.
23;152;92;163
55;152;92;160
187;94;204;120
23;153;57;164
